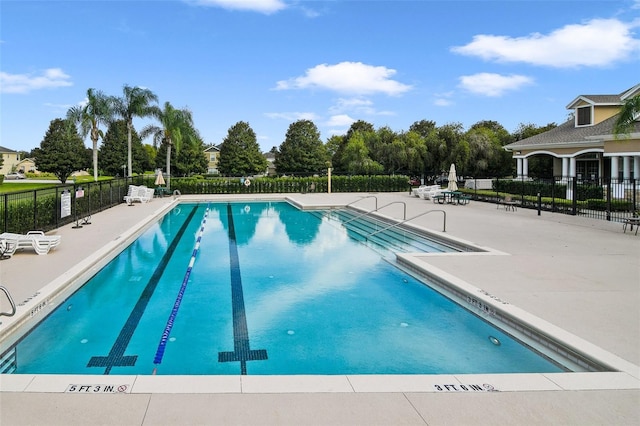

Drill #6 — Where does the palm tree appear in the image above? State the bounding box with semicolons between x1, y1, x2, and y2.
112;85;159;177
614;95;640;137
67;88;113;181
140;101;194;189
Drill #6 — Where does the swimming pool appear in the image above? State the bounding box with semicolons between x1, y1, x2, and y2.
6;201;565;375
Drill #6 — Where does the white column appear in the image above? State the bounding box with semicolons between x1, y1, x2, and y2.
516;158;523;178
562;157;569;181
522;157;528;179
634;156;639;180
569;157;576;178
610;156;619;180
622;156;631;180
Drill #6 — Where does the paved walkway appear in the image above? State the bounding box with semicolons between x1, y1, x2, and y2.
1;192;639;425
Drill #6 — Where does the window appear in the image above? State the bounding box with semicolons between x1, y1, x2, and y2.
576;106;592;126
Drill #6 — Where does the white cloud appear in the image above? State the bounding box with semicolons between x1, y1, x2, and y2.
433;91;455;107
451;18;640;67
264;111;319;121
328;97;395;117
0;68;72;94
44;102;75;111
187;0;287;14
329;97;373;114
458;73;533;97
325;114;356;127
434;98;453;107
275;62;412;96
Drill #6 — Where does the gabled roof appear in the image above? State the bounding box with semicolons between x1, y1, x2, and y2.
0;146;18;153
566;84;640;109
203;145;220;153
621;83;640;101
505;115;640;150
566;94;621;109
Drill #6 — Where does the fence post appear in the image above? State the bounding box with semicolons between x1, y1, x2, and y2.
606;177;612;221
537;192;541;216
3;193;7;233
33;189;37;230
571;177;578;215
551;178;556;212
633;178;637;215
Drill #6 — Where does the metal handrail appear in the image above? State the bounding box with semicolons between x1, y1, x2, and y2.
367;209;447;237
342;201;407;225
0;286;16;317
345;195;378;211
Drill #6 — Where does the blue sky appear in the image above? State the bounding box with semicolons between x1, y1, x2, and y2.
1;0;640;154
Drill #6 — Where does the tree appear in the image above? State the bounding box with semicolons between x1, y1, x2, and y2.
409;120;437;138
37;119;86;183
513;122;557;141
614;95;640;137
174;127;208;176
67;88;113;182
331;120;375;173
466;121;513;177
112;85;159;177
342;131;383;174
100;120;149;176
140;102;194;188
401;131;428;177
275;120;328;174
217;121;267;176
324;135;342;164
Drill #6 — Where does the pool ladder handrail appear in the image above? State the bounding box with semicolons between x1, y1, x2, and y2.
0;286;17;317
344;195;378;211
367;209;447;237
342;200;407;225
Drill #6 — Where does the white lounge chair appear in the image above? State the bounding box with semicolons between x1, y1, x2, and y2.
124;185;140;205
124;185;153;205
0;231;61;255
0;238;17;259
418;185;443;200
427;187;445;201
140;187;154;202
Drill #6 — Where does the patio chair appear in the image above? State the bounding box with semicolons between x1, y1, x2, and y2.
0;231;61;255
124;185;153;205
124;185;140;205
421;185;443;200
0;238;18;259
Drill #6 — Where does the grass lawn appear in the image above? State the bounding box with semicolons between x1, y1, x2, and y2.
0;176;116;194
0;182;61;194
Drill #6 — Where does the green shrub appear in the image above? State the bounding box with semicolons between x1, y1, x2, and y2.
169;175;409;194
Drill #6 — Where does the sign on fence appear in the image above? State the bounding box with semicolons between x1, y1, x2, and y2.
61;190;71;218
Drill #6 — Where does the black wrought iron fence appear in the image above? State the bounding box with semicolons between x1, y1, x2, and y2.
0;177;142;234
463;177;638;222
3;175;637;234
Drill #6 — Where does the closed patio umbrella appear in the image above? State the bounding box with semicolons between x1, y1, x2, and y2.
447;164;458;191
155;171;165;186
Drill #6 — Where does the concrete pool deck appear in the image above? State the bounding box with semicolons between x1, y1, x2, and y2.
0;192;638;425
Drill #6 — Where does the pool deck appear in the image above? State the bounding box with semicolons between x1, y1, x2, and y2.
1;192;639;425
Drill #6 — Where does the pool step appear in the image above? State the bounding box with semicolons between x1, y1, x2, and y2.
0;346;17;374
316;209;454;254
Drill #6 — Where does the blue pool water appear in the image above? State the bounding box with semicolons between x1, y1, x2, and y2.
10;202;563;375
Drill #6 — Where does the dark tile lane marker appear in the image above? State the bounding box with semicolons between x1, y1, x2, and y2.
218;203;268;375
88;205;199;374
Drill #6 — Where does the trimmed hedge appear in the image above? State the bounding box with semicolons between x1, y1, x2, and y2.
493;179;604;200
167;175;410;195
